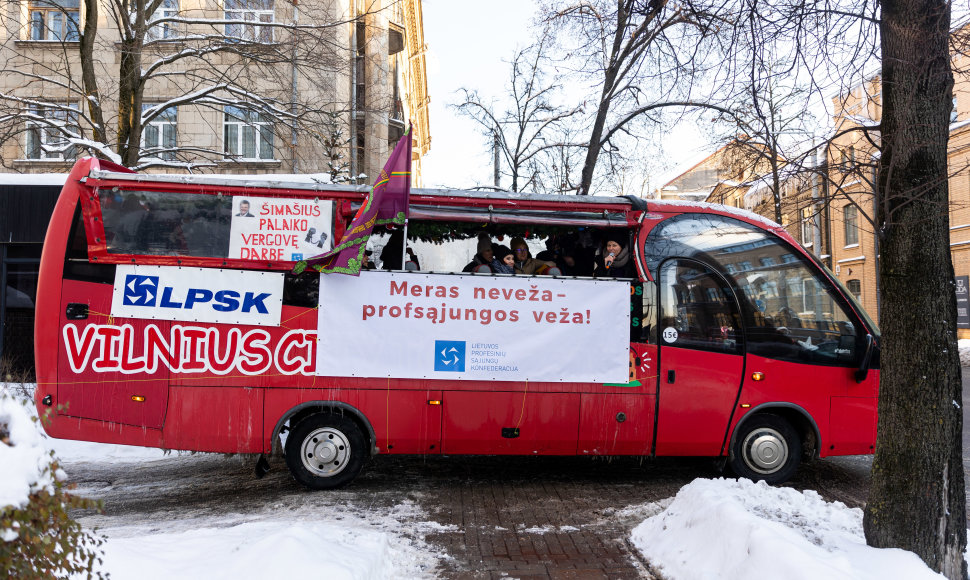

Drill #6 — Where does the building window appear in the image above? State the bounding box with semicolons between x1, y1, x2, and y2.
801;207;813;246
142;105;177;160
29;0;80;41
147;0;179;41
224;106;274;160
952;96;959;123
844;204;859;246
225;0;274;42
25;104;78;160
847;279;862;301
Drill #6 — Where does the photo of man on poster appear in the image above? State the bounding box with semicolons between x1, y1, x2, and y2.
236;200;254;217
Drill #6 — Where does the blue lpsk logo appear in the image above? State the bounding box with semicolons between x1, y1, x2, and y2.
434;340;465;372
123;275;159;306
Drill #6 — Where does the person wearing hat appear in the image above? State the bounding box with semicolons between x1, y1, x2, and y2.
594;233;634;278
493;245;514;274
463;233;505;273
509;237;556;275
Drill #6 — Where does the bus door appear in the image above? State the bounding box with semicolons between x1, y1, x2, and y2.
56;218;170;430
655;259;744;456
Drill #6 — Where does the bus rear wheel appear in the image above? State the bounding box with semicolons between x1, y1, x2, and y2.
285;413;366;490
729;414;800;484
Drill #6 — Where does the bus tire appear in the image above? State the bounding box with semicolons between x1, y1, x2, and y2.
285;413;366;490
729;414;800;484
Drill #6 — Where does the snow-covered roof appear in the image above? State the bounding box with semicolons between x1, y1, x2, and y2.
88;169;639;208
655;146;720;189
0;173;68;186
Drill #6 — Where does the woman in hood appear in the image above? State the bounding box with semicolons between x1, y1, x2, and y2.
594;234;634;278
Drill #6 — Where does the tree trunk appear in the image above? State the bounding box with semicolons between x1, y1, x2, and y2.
79;0;105;144
578;77;613;195
862;3;966;579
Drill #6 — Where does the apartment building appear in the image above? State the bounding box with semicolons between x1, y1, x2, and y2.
0;0;429;182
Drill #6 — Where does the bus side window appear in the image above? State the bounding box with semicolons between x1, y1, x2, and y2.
631;280;657;344
283;272;319;308
63;203;115;284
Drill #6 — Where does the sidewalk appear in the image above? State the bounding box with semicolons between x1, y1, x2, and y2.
401;455;710;579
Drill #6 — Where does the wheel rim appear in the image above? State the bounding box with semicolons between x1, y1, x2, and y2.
299;427;351;478
741;427;789;474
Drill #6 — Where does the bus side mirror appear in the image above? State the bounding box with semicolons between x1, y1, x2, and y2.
855;334;876;383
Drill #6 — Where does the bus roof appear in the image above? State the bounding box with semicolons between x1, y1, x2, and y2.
85;168;642;210
83;165;783;232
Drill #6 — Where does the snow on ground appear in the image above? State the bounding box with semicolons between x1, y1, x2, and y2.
91;515;443;580
959;338;970;367
4;382;970;579
0;392;58;541
0;386;444;579
631;478;944;580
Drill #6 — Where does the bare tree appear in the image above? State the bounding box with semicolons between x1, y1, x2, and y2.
454;37;584;192
321;109;351;183
711;21;819;222
544;0;734;195
0;0;384;170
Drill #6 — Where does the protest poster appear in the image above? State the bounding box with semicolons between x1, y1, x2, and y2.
317;271;630;383
228;195;334;261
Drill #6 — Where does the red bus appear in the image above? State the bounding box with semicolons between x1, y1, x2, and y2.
35;157;879;489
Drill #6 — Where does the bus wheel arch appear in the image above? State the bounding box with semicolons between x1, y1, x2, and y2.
271;401;378;458
728;405;818;484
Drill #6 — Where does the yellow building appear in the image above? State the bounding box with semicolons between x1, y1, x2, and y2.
689;48;970;336
0;0;429;182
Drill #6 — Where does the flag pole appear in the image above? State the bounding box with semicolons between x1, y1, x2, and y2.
401;219;409;270
399;125;413;270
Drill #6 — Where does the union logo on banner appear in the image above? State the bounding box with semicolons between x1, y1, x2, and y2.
434;340;466;372
122;275;159;306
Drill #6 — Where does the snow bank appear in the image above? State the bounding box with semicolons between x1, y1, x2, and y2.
959;339;970;368
631;478;943;580
93;521;403;580
0;392;55;515
46;433;171;464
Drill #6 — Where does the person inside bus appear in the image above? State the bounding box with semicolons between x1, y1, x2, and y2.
463;233;512;274
509;237;557;275
380;230;405;270
115;194;148;252
500;249;516;273
463;233;497;272
405;247;421;270
593;234;634;278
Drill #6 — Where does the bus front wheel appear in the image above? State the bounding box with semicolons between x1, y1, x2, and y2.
729;414;800;484
285;413;366;490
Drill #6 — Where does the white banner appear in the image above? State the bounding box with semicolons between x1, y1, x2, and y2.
228;196;334;262
111;266;284;326
317;272;630;383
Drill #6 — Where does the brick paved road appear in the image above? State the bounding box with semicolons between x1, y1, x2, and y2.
363;453;873;579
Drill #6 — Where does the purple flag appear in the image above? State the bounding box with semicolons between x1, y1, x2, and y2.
294;127;412;275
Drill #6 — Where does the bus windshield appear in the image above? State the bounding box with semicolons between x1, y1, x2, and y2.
645;213;866;366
